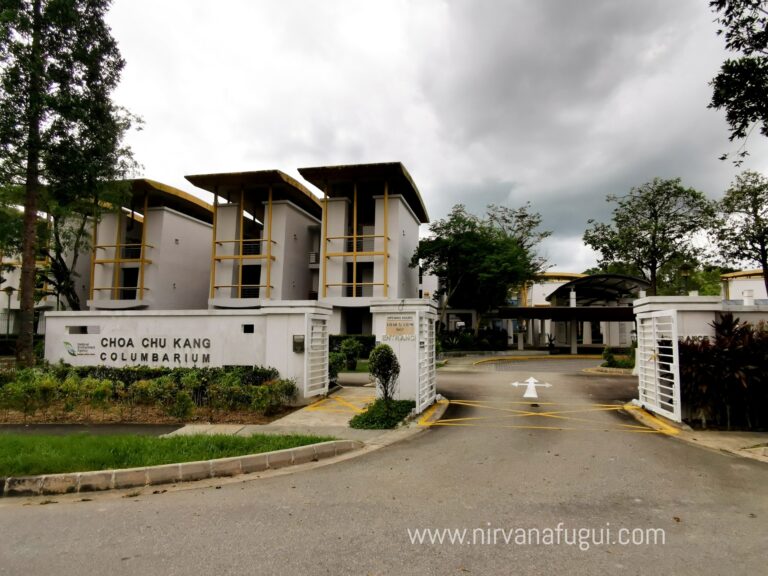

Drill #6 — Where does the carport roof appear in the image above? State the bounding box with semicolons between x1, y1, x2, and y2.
546;274;650;306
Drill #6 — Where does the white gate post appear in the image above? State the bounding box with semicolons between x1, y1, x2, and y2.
370;299;437;413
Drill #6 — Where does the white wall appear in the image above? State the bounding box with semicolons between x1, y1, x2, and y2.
150;208;212;309
44;303;332;400
267;201;320;300
725;277;767;301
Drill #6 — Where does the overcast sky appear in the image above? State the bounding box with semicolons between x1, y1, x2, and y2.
106;0;768;272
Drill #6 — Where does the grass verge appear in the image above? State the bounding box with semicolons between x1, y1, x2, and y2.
0;433;335;476
349;399;416;429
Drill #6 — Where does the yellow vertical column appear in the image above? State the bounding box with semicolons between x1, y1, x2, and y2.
266;186;273;299
322;184;328;298
111;210;122;300
383;181;389;297
138;195;148;300
209;189;218;300
238;188;244;298
352;183;358;297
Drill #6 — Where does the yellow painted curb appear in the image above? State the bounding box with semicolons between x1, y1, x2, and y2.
622;404;680;436
473;355;603;366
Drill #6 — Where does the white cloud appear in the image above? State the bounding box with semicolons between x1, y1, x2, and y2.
106;0;768;271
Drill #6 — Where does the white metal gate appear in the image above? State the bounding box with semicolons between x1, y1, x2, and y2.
416;311;437;413
304;315;329;397
636;310;681;422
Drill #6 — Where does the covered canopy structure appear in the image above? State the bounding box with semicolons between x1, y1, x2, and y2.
496;274;650;354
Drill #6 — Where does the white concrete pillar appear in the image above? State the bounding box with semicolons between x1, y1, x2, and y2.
370;299;437;412
570;319;578;355
583;321;592;345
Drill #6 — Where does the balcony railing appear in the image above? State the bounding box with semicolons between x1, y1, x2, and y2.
309;251;320;265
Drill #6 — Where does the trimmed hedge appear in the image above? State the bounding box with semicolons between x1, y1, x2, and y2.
0;364;294;423
679;314;768;430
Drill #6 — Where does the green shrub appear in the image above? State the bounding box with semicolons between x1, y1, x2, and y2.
368;344;400;403
60;371;83;412
329;352;345;383
0;381;38;417
679;314;768;430
340;337;364;371
250;379;297;415
349;399;415;429
330;334;376;357
166;389;195;421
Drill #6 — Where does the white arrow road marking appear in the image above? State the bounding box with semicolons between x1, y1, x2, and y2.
511;376;552;399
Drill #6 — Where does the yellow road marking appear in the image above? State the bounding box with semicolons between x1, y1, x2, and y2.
429;399;678;435
306;394;374;414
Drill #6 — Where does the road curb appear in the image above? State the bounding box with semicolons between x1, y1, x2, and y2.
622;403;682;435
0;440;361;498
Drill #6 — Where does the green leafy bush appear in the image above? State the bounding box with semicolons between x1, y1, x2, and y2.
0;363;290;423
251;379;297;415
340;337;364;371
368;344;400;403
330;334;376;358
679;314;768;430
329;352;345;384
349;399;416;429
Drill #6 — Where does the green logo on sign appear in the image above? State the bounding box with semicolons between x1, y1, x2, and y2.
63;341;77;357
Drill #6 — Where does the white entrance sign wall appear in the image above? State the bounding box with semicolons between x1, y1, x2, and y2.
44;302;332;400
370;299;437;413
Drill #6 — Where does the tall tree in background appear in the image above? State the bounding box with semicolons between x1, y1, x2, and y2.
0;0;136;365
709;0;768;164
583;178;713;295
411;204;549;333
714;170;768;295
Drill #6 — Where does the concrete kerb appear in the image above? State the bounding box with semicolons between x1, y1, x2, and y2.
0;440;362;498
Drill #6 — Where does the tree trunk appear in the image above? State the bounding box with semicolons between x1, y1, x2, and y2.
16;0;44;367
649;266;658;296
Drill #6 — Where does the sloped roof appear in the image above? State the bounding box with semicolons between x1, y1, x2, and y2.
129;179;213;225
185;170;322;219
298;162;429;223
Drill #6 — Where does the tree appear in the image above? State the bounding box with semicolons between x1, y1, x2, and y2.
714;170;768;295
411;204;548;332
583;178;714;295
709;0;768;164
0;0;137;365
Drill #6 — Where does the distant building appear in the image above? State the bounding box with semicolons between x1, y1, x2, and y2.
721;270;767;302
186;170;322;308
88;179;213;310
298;162;429;334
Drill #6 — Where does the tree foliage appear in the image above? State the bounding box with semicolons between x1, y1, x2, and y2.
709;0;768;163
583;178;713;295
714;170;768;295
411;203;549;331
0;0;137;363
